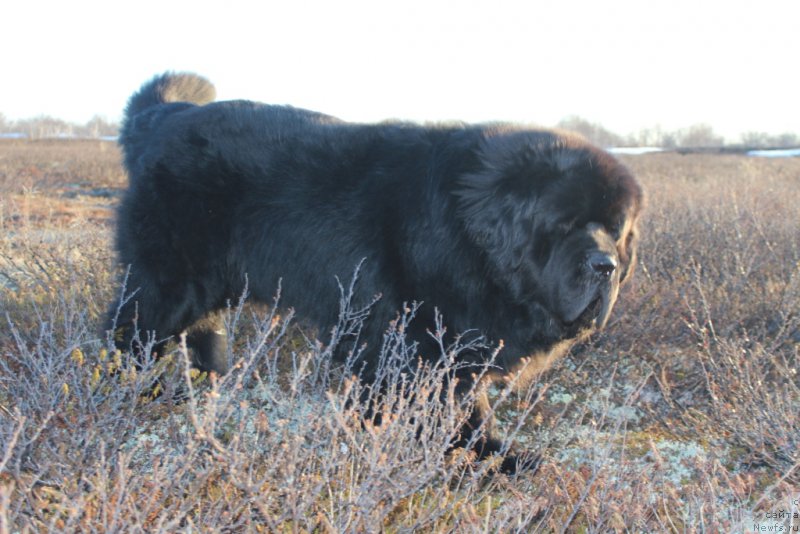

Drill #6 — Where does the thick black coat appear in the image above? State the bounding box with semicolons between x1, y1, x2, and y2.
109;73;644;471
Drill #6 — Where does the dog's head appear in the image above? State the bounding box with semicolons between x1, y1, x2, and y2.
457;128;644;338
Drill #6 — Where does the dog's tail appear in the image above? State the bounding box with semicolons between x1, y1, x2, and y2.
124;72;216;120
120;73;216;170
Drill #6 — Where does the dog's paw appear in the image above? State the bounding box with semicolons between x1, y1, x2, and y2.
498;450;541;475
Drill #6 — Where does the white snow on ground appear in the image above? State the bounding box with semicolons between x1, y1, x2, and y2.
606;147;665;155
0;133;118;141
607;146;800;158
747;148;800;158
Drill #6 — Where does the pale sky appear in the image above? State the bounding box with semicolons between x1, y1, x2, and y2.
2;0;798;141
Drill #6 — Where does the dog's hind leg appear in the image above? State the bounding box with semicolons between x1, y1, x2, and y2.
105;270;229;375
185;312;228;375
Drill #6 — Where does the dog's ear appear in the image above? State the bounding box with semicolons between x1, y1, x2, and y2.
455;130;558;270
455;164;541;300
455;129;586;298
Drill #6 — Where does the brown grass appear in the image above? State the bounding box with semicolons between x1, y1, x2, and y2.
1;141;798;532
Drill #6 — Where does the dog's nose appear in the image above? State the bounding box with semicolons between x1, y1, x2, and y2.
588;252;617;277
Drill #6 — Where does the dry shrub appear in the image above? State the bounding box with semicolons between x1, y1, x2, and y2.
1;273;555;532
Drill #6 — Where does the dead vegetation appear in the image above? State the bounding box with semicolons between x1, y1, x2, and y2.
1;140;799;532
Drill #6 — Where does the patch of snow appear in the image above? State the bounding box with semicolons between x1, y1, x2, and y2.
0;133;118;141
606;147;665;155
549;392;574;404
747;148;800;158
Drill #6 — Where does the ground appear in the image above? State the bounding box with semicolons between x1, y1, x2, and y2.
1;138;798;532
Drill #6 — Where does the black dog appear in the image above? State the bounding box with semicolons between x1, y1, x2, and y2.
108;72;643;472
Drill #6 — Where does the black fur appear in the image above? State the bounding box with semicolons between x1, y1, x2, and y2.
109;72;644;472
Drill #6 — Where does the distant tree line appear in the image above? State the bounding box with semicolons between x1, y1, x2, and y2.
557;116;798;149
0;111;796;148
0;112;119;139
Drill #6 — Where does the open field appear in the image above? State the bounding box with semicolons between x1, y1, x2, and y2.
1;138;799;532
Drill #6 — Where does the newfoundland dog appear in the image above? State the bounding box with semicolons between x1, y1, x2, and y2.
108;72;644;472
